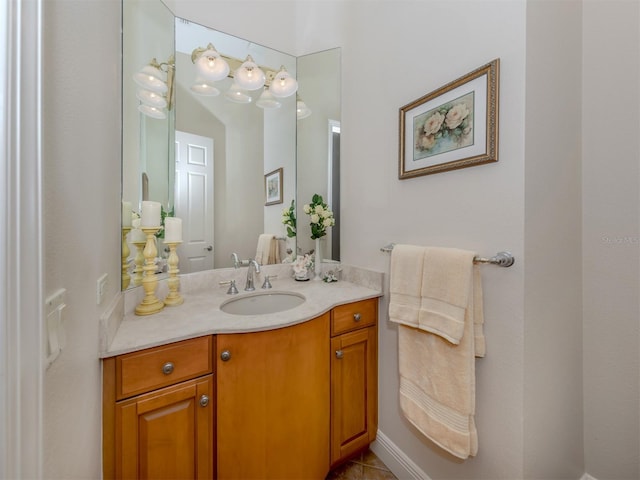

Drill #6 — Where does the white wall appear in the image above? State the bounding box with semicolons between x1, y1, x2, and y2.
582;1;640;478
336;1;527;478
524;1;584;477
42;1;121;477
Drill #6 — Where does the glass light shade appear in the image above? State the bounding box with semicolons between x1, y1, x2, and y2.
190;80;220;97
296;100;312;119
136;88;167;108
225;84;252;104
195;49;230;82
138;104;167;119
256;89;281;109
133;65;167;94
234;56;265;91
269;67;298;98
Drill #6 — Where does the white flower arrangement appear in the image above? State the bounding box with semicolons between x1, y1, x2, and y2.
303;194;335;240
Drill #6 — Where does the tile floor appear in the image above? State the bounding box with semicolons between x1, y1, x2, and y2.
325;449;398;480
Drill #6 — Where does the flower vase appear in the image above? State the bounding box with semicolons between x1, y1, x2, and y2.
314;237;322;280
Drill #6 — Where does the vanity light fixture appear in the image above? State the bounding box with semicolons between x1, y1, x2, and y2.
138;104;167;120
190;78;220;97
134;56;175;119
193;44;230;82
225;83;252;104
296;95;312;120
189;46;299;111
133;60;167;93
256;88;281;109
234;55;266;91
269;66;298;98
136;89;167;109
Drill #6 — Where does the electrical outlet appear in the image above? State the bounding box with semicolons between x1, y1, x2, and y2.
97;273;108;305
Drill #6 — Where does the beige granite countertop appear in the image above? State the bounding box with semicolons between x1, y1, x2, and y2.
100;263;383;358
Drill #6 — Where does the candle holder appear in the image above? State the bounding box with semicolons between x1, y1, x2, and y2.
135;227;164;316
132;241;146;287
164;241;184;306
121;227;131;290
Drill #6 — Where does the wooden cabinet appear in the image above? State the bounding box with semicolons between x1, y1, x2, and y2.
103;336;215;480
216;313;330;480
103;298;379;479
330;298;378;467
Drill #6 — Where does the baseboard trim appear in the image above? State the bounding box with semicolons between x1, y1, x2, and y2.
372;430;597;480
370;430;432;480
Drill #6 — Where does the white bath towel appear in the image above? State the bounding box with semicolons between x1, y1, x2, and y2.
418;247;476;344
388;245;425;328
390;246;485;459
255;234;280;265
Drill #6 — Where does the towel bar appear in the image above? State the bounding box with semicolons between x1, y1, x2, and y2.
380;243;515;267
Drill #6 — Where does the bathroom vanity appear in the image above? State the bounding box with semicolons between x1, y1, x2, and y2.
101;265;381;479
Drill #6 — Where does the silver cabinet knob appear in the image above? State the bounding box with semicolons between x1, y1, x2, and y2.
335;350;344;359
205;245;213;251
162;362;174;375
353;313;362;322
199;394;209;407
220;350;231;362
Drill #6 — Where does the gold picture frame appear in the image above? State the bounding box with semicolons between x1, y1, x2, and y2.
264;168;283;206
399;59;499;179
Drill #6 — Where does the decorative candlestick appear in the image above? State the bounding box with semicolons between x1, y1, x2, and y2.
121;227;131;290
132;240;146;286
164;241;184;306
135;226;164;316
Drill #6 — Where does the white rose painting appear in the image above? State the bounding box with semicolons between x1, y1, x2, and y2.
399;59;499;179
413;91;475;161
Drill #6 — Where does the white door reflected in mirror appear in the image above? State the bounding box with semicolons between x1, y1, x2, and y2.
174;131;214;273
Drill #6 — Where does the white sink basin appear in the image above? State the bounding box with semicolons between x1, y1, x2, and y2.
220;291;306;315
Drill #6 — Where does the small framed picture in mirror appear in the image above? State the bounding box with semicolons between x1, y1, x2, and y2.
265;168;283;205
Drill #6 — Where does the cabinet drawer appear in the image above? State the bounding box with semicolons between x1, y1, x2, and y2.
115;336;213;400
331;298;377;336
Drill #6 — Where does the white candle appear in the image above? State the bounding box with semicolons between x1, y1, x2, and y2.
122;201;132;228
130;228;147;243
141;201;161;227
164;217;182;243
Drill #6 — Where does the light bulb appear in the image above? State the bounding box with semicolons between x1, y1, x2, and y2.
138;104;167;119
136;88;167;108
225;84;252;104
133;64;167;94
190;79;220;96
234;55;265;91
256;89;281;109
269;66;298;98
296;100;312;119
195;46;230;82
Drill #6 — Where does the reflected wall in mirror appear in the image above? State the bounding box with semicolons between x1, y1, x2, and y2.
174;18;297;273
296;48;341;262
121;0;341;290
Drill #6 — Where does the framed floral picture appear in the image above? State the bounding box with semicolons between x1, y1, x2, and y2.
264;168;283;205
399;59;499;179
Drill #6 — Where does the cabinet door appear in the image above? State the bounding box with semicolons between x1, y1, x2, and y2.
330;326;378;466
217;314;330;480
115;375;214;480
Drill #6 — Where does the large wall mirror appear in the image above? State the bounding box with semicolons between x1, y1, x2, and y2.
121;0;341;290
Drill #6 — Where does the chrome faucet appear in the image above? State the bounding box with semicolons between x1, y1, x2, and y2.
231;252;240;269
244;259;261;291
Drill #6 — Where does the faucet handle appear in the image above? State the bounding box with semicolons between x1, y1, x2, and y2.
261;275;278;289
219;279;239;295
